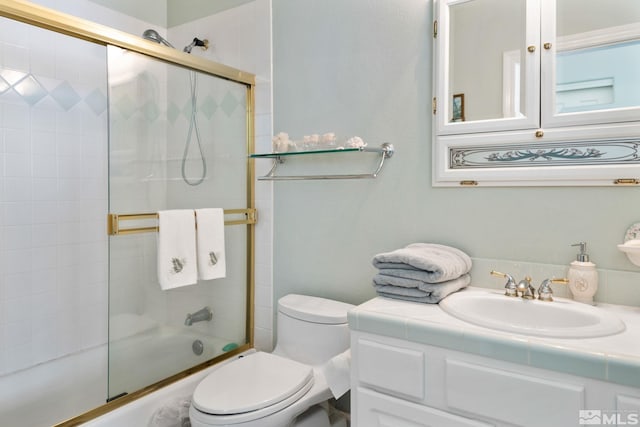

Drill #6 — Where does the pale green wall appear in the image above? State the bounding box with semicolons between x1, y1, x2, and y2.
272;0;640;307
167;0;254;27
88;0;167;27
88;0;252;28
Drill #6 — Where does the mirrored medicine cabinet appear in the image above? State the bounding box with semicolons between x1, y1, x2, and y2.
432;0;640;186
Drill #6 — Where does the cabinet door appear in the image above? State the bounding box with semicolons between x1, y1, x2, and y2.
541;0;640;128
355;387;494;427
434;0;540;135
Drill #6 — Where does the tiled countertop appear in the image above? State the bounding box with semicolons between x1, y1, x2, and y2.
348;287;640;389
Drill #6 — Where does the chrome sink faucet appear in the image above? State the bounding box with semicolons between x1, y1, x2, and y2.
491;271;568;302
537;278;569;302
517;276;536;300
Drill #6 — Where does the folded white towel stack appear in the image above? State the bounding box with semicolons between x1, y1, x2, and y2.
157;210;198;290
371;243;472;304
195;208;226;281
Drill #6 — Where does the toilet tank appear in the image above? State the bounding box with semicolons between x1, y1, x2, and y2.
272;294;355;366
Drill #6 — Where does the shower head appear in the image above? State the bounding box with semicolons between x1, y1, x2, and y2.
142;29;174;48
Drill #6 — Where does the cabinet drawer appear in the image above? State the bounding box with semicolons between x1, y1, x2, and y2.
356;387;493;427
445;359;585;427
356;339;424;400
617;394;640;417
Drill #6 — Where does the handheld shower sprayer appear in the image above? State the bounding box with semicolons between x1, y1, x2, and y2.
142;29;174;48
140;29;210;186
142;30;208;55
184;37;209;54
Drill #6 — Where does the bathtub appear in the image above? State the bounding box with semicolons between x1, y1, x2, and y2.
0;322;236;427
109;325;234;398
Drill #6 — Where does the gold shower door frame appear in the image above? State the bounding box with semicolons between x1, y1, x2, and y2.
0;1;256;425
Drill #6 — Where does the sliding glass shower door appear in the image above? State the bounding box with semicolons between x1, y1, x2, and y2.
106;45;251;399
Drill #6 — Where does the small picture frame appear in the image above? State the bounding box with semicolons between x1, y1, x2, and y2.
452;93;465;122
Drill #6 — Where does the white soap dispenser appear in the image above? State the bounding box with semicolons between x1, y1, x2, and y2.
567;242;598;305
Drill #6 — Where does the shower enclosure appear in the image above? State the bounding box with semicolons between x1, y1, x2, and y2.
106;44;254;399
0;1;256;425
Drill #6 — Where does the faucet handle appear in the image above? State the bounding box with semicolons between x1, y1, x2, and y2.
518;276;535;299
537;278;569;302
490;270;518;297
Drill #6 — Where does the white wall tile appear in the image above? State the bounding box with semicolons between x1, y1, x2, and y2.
2;271;32;300
3;129;29;153
4;177;32;201
3;202;32;225
32;177;58;201
3;225;31;250
3;44;29;73
3;104;29;129
31;131;56;155
32;154;57;177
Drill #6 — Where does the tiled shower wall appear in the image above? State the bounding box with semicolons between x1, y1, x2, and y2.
0;0;274;378
0;18;109;375
170;0;275;351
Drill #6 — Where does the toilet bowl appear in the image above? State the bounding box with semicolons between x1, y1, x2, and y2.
189;294;354;427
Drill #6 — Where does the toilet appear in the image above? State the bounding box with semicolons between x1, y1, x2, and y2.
189;294;355;427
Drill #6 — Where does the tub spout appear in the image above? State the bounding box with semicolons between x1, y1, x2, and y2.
185;306;213;326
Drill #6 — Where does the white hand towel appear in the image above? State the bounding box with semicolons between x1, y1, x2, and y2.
322;349;351;399
195;208;226;280
157;210;198;290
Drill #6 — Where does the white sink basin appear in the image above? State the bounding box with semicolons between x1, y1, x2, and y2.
439;289;625;338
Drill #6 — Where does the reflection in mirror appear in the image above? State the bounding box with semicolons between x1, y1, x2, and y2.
448;0;527;122
555;0;640;114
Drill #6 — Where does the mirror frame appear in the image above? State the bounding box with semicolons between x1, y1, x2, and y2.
432;0;640;187
434;0;541;136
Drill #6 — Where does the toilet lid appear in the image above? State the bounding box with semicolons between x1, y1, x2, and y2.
192;352;314;416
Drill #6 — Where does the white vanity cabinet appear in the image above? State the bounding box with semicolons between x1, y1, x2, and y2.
349;297;640;427
432;0;640;186
352;332;640;427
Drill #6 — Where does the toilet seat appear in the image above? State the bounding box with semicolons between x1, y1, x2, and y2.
191;352;314;425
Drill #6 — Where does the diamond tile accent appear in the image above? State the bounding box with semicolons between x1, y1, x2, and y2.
114;94;136;119
50;81;81;111
0;69;27;85
220;91;239;117
0;68;106;116
84;88;107;115
0;76;10;94
200;95;218;119
13;74;47;106
182;99;194;118
167;102;180;124
142;101;160;123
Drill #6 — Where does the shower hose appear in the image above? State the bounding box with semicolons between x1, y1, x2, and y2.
182;70;207;186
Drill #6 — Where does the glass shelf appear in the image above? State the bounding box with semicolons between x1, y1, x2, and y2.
249;143;395;180
249;147;361;158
